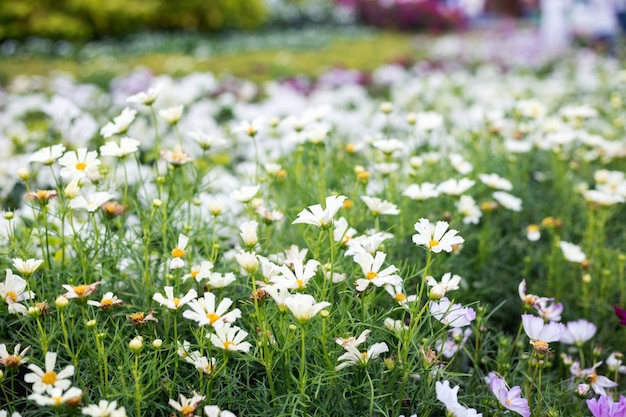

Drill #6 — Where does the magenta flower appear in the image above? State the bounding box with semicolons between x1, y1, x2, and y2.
586;395;626;417
488;372;530;417
614;306;626;326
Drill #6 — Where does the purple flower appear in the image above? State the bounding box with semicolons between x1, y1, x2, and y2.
614;306;626;326
488;372;530;417
586;395;626;417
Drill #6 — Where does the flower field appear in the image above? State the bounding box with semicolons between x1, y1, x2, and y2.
1;32;626;417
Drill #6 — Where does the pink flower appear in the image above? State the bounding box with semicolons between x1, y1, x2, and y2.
488;372;530;417
521;314;565;354
586;395;626;417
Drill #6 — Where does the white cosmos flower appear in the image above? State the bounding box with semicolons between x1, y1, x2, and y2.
12;258;44;275
283;293;331;323
99;137;140;158
583;189;625;206
437;178;476;196
360;196;400;216
292;195;347;228
209;323;252;353
153;286;198;311
559;241;586;263
204;405;237;417
28;386;82;407
169;234;189;270
29;144;66;165
68;192;115;212
560;319;597;345
168;392;205;416
493;191;522;212
182;292;241;328
403;182;440;200
239;220;259;247
58;148;101;181
457;195;482;225
479;173;513;190
270;259;320;290
429;297;476;328
521;314;565;354
412;218;464;253
127;84;165;105
100;107;137;138
449;153;473;175
426;272;462;300
82;399;127;417
353;251;402;292
24;351;75;394
231;185;260;203
159;105;184;125
0;269;35;315
335;341;389;370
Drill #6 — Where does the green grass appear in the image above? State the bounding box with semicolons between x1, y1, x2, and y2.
0;29;420;85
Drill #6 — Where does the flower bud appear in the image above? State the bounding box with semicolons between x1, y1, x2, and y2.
17;167;30;181
152;339;163;349
55;295;69;309
129;336;144;353
152;199;163;208
428;285;445;301
86;319;97;328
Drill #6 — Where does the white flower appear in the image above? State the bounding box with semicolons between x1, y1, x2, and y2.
153;286;198;311
168;392;205;416
412;219;464;253
12;258;44;275
127;84;165;105
207;272;237;289
335;341;389;370
450;153;473;175
159;105;184;125
234;250;258;275
69;192;115;212
0;343;30;368
292;195;347;228
82;400;127;417
100;107;137;138
0;269;35;315
560;319;597;345
29;144;66;165
28;386;82;407
583;189;625;206
184;261;214;283
559;241;586;263
204;405;237;417
403;182;440;200
24;351;75;394
521;314;565;354
372;138;404;155
189;129;226;151
335;329;371;349
169;234;189;270
283;293;331;323
99;137;140;158
231;185;260;203
437;178;476;196
456;195;482;225
209;323;252;353
426;272;462;300
58;148;101;181
270;259;320;290
183;292;241;328
333;217;357;245
353;251;402;292
429;297;476;328
360;196;400;216
479;173;513;191
493;191;522;212
436;380;482;417
239;220;259;247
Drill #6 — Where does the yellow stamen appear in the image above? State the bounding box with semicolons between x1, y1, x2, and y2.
296;279;304;288
223;341;235;350
54;396;62;405
171;248;185;258
173;298;180;307
41;371;57;385
3;355;21;368
5;291;18;303
206;313;220;323
190;270;199;278
429;239;440;248
72;285;88;296
75;162;87;171
395;293;406;302
100;298;113;308
367;271;378;280
181;405;195;415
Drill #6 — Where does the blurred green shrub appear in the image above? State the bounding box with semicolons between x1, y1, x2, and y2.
0;0;268;41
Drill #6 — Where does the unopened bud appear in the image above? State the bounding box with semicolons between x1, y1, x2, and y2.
129;336;144;353
55;295;69;309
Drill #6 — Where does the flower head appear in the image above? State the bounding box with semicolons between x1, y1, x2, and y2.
292;195;347;229
412;219;464;253
353;251;402;292
12;258;44;275
170;234;189;270
168;392;205;417
100;107;137;138
586;394;626;417
283;293;330;324
58;148;101;181
82;399;127;417
87;292;123;311
61;281;101;300
209;323;252;353
560;319;597;346
488;372;530;417
521;314;565;355
360;196;400;216
0;269;35;314
182;292;241;328
153;287;198;311
24;351;75;394
0;343;30;368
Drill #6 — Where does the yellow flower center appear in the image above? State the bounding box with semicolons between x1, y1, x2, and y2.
395;293;406;302
506;399;512;405
428;239;440;248
173;298;180;307
130;312;144;322
171;248;185;258
3;355;21;368
223;341;235;350
206;313;220;323
75;162;87;171
531;340;549;354
100;298;113;308
54;396;62;405
73;285;88;296
5;291;18;303
296;279;304;288
589;373;598;383
345;144;356;153
181;405;195;415
367;271;378;280
42;370;58;385
190;269;199;278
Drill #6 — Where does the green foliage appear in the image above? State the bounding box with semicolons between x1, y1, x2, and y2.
0;0;268;41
